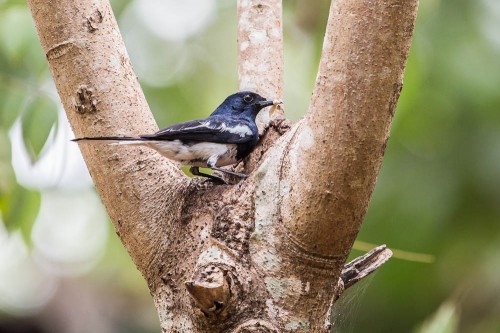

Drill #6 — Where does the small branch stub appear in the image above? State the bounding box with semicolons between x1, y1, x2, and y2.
324;245;393;330
341;244;393;289
185;265;232;320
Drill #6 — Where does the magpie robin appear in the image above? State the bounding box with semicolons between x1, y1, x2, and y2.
73;91;282;183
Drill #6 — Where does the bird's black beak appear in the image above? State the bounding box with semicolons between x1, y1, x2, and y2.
257;99;283;108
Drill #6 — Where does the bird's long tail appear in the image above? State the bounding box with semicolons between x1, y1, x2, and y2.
72;136;146;144
72;136;139;142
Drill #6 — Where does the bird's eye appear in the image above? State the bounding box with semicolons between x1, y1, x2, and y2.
243;94;253;103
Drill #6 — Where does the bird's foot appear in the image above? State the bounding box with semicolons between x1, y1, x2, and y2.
189;166;227;185
210;166;248;180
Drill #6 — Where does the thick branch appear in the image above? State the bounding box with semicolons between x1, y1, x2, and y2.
236;0;286;175
28;0;187;280
282;0;419;257
237;0;284;127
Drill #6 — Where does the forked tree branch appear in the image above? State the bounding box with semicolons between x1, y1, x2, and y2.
28;0;418;331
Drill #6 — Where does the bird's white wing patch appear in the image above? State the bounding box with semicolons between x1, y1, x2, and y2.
217;123;252;137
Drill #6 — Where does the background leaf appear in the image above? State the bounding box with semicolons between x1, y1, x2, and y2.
0;131;15;195
0;6;44;70
0;183;40;244
0;80;28;130
21;94;58;162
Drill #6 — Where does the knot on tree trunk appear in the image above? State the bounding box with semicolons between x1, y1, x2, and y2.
185;244;245;326
186;264;233;320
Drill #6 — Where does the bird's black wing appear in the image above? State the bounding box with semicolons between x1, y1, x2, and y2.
140;115;256;144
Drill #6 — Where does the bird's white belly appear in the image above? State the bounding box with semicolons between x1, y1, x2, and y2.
146;140;238;167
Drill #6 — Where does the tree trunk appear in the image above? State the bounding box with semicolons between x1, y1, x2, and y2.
28;0;418;332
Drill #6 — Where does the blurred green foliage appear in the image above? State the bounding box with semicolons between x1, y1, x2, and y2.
0;0;499;332
0;3;56;246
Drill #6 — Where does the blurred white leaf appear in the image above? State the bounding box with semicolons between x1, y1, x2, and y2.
134;0;216;41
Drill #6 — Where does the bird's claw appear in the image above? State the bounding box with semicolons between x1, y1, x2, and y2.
189;166;227;185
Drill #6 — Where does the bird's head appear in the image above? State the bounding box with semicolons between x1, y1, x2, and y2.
211;91;280;120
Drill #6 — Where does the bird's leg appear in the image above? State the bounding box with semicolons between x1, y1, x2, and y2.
210;166;248;179
206;155;248;179
189;166;226;184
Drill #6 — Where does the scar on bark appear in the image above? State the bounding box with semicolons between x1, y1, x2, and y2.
85;9;103;32
46;41;75;60
75;85;98;114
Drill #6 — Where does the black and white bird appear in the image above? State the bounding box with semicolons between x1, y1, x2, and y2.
73;91;281;182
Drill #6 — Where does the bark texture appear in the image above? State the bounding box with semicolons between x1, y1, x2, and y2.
28;0;418;332
237;0;284;125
